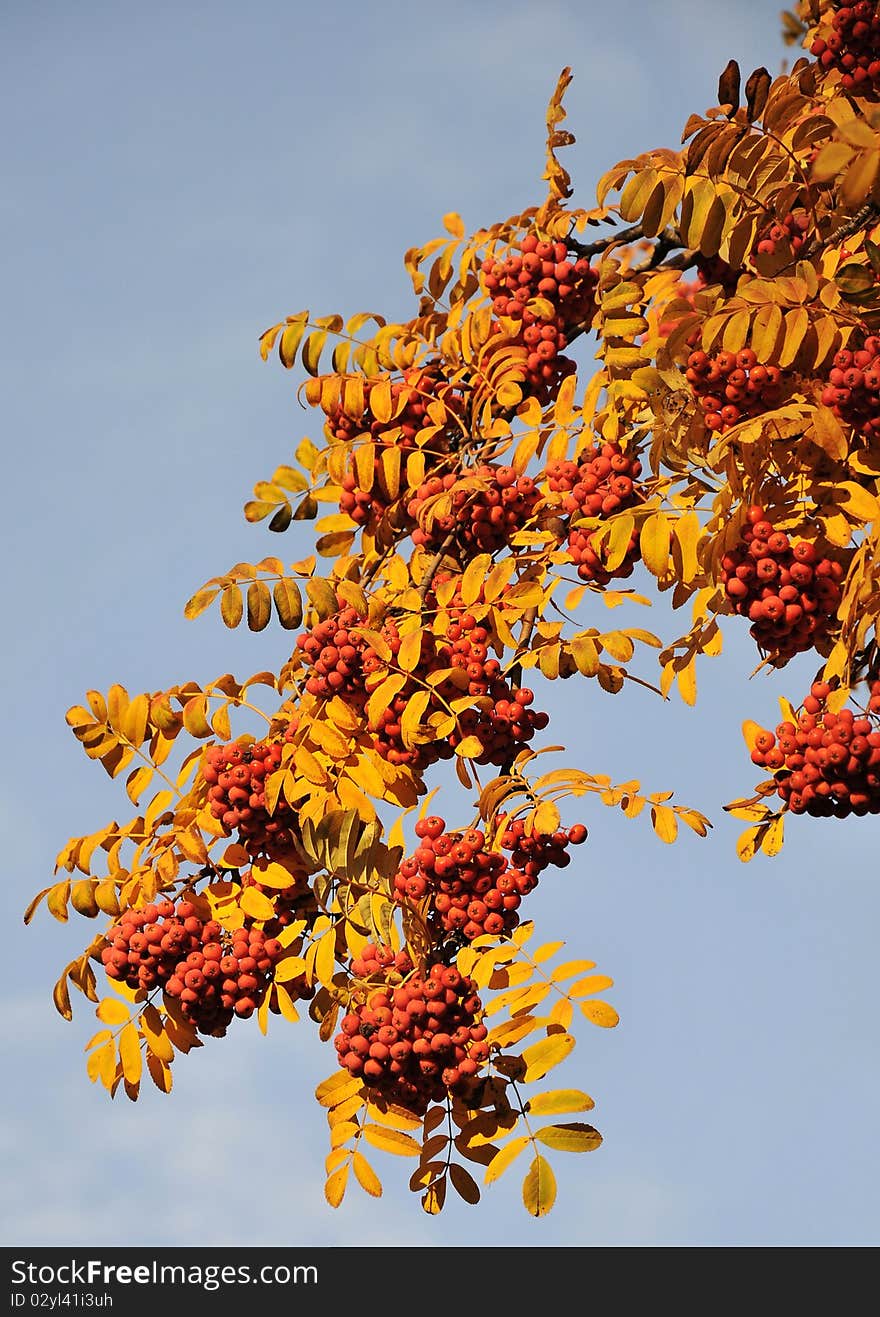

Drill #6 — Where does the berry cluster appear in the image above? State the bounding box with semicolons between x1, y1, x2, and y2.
721;506;846;662
393;813;583;942
408;464;541;555
497;813;588;877
480;234;598;400
819;340;880;443
685;346;786;433
295;596;549;770
811;2;880;93
295;604;450;770
100;898;286;1035
750;680;880;817
203;738;300;857
754;210;810;259
334;943;489;1112
322;366;462;447
546;442;643;585
394;816;532;941
329;367;463;530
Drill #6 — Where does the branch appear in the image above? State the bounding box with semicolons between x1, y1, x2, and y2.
417;529;459;604
803;201;880;259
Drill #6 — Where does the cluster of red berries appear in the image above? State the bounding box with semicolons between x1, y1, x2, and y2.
750;679;880;816
334;942;489;1112
100;898;286;1035
811;2;880;93
328;367;463;530
497;813;588;876
202;738;300;856
819;340;880;443
480;234;598;400
754;210;810;258
295;596;549;769
408;464;541;555
721;506;846;662
322;366;462;447
393;816;536;942
685;345;787;433
546;443;643;584
295;604;449;770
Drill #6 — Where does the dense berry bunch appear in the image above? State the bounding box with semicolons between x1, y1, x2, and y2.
480;234;598;399
334;944;489;1112
297;604;372;700
685;346;786;432
295;594;549;769
322;365;463;447
295;604;450;770
408;464;541;554
811;2;880;93
393;815;535;941
819;340;880;442
164;920;284;1033
100;898;286;1034
721;506;846;662
498;813;588;877
546;442;643;584
754;209;810;258
202;737;300;856
750;680;880;816
329;367;463;530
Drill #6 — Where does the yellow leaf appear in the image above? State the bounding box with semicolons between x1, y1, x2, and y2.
397;629;423;673
141;1004;174;1062
455;735;484;759
239;887;275;922
520;1032;575;1082
569;974;614;998
580;1000;619;1028
526;1089;595;1116
760;814;785;858
249;857;300;889
273;578;303;630
184;587;220;620
274;956;308;984
651;804;678;843
535;1122;602;1153
324;1163;349;1208
96;997;130;1025
484;1134;531;1185
220;585;244;629
640;511;671;577
273;984;301;1023
522;1153;557;1216
314;929;337;987
362;1124;422;1157
736;824;762;863
118;1023;143;1086
247;581;272;632
533;801;560;834
352;1151;382;1198
570;634;599;676
550;958;596;982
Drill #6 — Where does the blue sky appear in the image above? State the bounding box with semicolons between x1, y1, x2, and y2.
3;0;879;1247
